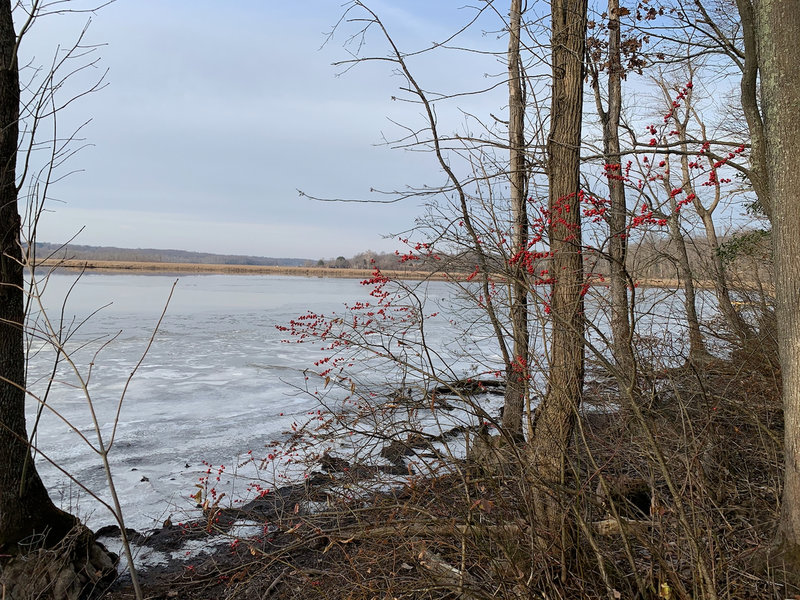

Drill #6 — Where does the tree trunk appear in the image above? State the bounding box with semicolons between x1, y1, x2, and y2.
666;208;709;364
596;0;636;396
697;209;754;343
665;80;756;346
735;0;771;219
752;0;800;566
0;0;77;554
658;127;709;364
528;0;587;539
502;0;529;439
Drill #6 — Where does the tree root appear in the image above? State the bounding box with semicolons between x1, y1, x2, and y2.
0;524;117;600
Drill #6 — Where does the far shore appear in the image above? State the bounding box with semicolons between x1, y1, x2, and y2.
33;259;453;281
32;259;763;292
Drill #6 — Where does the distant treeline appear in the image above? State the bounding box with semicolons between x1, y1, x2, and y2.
314;250;457;272
32;230;770;285
324;229;771;286
33;243;309;267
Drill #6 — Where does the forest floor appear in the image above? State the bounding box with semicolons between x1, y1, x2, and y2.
93;343;794;600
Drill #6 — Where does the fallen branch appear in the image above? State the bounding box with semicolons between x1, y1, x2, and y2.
592;517;651;536
418;549;483;600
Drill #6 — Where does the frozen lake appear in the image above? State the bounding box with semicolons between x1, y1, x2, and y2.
24;271;711;533
26;272;488;532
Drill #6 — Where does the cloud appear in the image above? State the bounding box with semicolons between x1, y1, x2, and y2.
18;1;504;258
35;206;410;259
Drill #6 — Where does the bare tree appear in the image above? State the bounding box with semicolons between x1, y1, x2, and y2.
653;90;711;363
745;0;800;567
0;0;80;555
323;0;550;441
656;73;754;345
589;0;637;394
527;0;588;538
503;0;529;438
686;0;800;568
0;3;135;599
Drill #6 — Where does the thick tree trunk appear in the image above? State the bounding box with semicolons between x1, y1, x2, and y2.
528;0;587;539
752;0;800;565
502;0;529;439
0;0;77;554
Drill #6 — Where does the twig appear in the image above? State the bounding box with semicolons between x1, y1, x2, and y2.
265;568;289;597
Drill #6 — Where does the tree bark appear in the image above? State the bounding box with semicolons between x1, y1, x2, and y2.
751;0;800;564
0;0;76;554
502;0;529;439
528;0;587;538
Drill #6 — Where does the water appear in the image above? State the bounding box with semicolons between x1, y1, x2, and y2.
23;271;709;532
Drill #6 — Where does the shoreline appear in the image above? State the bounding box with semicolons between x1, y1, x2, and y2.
33;259;452;281
32;259;765;292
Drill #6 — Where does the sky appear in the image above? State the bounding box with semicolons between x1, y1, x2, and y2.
17;1;506;260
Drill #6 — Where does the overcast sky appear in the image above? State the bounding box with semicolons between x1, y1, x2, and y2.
16;1;507;260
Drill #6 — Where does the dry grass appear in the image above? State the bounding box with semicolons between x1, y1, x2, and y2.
98;352;795;600
33;259;749;290
33;259;453;281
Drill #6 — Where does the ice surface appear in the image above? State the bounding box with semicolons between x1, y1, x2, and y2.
27;274;481;533
24;272;715;539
